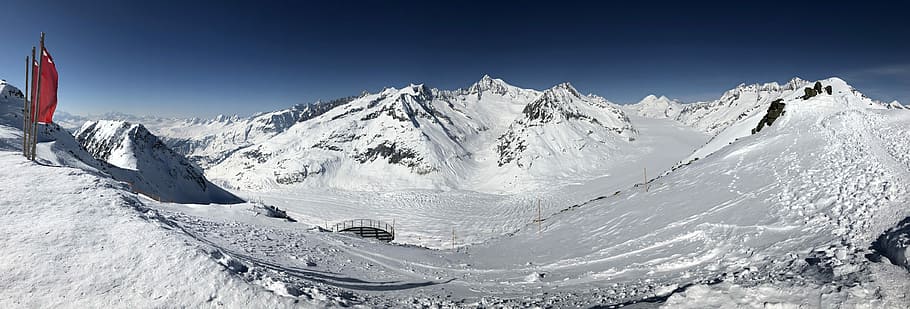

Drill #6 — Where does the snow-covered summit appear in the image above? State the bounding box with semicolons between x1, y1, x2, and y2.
467;74;511;95
495;82;635;173
625;94;682;119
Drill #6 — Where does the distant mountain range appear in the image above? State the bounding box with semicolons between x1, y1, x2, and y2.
47;76;908;192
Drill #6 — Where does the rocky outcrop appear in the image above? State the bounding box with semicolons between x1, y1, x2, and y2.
752;99;786;134
803;82;833;100
870;216;910;272
803;87;819;100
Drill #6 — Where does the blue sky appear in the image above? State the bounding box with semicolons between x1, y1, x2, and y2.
1;1;908;118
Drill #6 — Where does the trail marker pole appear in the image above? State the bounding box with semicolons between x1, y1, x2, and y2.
537;199;541;234
644;167;648;192
452;227;455;250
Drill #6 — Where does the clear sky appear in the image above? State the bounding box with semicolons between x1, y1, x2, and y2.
1;1;908;118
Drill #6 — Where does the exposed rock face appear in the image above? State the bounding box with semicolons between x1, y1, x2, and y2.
803;82;835;100
803;87;819;100
752;99;786;134
870;216;910;272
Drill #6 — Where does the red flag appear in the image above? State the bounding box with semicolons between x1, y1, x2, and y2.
32;47;58;123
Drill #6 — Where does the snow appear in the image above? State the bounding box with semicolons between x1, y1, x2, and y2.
626;94;682;119
201;76;639;193
3;76;910;307
0;153;298;308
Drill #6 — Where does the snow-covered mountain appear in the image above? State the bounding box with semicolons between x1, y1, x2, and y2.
197;76;635;191
624;94;682;119
673;78;811;135
74;120;242;204
886;100;907;110
0;80;241;204
464;76;910;307
157;96;357;169
5;76;910;307
672;78;900;163
496;82;635;169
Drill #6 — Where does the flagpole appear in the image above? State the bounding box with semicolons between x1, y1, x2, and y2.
23;54;31;158
28;46;36;159
31;33;45;161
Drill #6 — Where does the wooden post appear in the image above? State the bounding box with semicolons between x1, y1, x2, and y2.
23;54;30;158
31;33;45;161
643;167;648;192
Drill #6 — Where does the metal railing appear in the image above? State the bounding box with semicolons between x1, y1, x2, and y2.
333;219;395;238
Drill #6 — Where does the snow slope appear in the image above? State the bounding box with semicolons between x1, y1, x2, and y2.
0;152;300;308
160;77;910;307
5;76;910;307
75;120;242;204
675;77;810;135
0;80;314;307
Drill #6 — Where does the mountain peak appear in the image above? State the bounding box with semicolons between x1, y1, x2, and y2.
629;94;681;119
547;82;581;96
639;94;671;102
468;75;513;95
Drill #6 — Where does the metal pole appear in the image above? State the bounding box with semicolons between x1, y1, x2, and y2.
31;33;45;161
23;54;30;158
28;46;36;159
